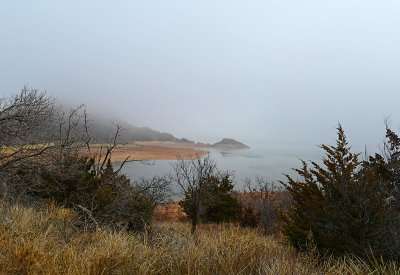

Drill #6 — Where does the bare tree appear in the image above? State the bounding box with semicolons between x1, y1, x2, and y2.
169;154;217;234
51;104;88;159
134;176;171;206
0;87;61;203
0;87;56;172
242;176;290;234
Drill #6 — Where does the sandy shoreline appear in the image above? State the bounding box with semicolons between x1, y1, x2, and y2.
90;141;209;162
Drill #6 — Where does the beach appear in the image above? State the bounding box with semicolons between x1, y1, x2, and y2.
90;141;209;162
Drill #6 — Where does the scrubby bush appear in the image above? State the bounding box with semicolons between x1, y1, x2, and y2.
30;156;157;231
179;174;240;224
237;203;260;228
202;175;240;223
0;88;168;232
280;124;395;260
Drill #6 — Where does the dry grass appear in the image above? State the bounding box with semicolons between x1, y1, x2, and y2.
1;143;54;154
0;203;398;274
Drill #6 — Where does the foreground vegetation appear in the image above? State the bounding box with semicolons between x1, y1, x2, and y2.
1;203;399;275
2;87;400;273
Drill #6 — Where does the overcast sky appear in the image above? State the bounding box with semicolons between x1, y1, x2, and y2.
1;1;400;150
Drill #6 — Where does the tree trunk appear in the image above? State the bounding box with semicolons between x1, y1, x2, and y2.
191;217;197;235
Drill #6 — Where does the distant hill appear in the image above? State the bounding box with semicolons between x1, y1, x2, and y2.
211;138;250;149
89;118;249;148
65;107;246;146
84;113;192;144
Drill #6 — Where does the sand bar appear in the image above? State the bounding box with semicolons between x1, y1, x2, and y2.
89;141;209;162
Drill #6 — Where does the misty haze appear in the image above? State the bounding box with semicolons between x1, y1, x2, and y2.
2;1;400;273
3;1;399;183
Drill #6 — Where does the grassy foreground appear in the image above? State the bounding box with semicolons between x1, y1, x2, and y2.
0;204;398;275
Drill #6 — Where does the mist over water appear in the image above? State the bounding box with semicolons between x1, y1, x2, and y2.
2;1;398;197
120;142;325;193
2;1;400;148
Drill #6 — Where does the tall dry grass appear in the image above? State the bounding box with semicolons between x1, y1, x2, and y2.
0;203;398;274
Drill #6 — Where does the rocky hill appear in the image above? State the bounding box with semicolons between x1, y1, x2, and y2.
212;138;250;149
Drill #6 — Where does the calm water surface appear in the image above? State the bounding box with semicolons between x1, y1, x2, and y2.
119;142;323;191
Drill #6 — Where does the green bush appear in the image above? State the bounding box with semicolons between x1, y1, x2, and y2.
280;125;388;258
179;174;240;224
33;156;154;231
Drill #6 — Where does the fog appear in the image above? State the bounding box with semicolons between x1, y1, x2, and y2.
1;1;400;153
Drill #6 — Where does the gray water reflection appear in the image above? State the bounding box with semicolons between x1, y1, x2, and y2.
119;143;323;191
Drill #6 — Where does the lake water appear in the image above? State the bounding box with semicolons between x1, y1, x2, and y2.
119;142;324;192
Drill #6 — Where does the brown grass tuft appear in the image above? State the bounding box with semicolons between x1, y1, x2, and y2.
0;204;397;274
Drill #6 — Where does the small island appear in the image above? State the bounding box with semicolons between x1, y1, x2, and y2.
211;138;250;150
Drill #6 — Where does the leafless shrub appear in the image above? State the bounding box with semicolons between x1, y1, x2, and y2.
168;154;217;234
241;176;290;234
